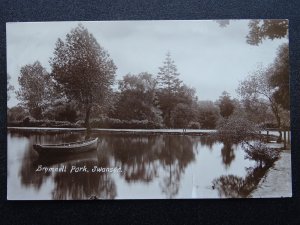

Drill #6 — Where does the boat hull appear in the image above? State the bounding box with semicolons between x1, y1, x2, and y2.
33;138;98;156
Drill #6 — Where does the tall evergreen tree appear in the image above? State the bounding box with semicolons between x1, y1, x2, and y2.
157;52;182;93
157;52;183;127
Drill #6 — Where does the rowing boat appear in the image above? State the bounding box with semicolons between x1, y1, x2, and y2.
33;138;98;156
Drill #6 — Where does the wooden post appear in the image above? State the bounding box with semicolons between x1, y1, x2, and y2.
267;130;269;142
283;130;287;149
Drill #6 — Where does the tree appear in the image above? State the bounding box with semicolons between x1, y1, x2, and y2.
16;61;52;119
242;97;273;125
217;91;235;118
157;52;182;92
197;101;220;129
170;84;198;128
237;66;283;140
50;24;116;128
246;19;288;45
157;52;183;127
215;20;230;28
171;103;193;128
112;72;162;124
43;101;80;122
246;19;289;111
246;20;289;112
7;74;15;101
267;43;289;110
216;19;288;45
7;106;28;121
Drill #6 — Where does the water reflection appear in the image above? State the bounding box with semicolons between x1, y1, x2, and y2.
212;139;279;198
198;135;216;150
220;140;235;169
99;134;196;198
159;136;195;198
212;164;270;198
52;160;117;200
105;135;162;183
7;131;270;199
19;144;50;190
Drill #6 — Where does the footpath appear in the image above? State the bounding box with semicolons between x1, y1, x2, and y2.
251;150;292;198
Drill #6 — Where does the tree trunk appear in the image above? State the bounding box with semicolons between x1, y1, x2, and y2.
85;105;92;130
274;110;282;142
168;109;171;128
271;102;282;142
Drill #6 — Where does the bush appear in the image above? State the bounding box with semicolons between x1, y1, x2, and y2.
22;116;36;125
8;117;80;128
217;114;258;140
7;106;29;122
89;117;162;129
188;121;200;129
242;141;280;166
75;120;85;127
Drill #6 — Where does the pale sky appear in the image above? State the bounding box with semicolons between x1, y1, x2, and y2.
6;20;288;108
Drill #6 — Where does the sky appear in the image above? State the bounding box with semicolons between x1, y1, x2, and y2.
6;20;288;108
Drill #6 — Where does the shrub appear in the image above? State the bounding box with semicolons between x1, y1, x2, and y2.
242;141;280;166
22;116;36;125
7;117;79;128
217;114;258;140
7;106;29;122
75;120;85;127
89;117;162;129
188;121;200;129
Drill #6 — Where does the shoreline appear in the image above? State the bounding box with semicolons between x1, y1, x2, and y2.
7;126;283;136
251;150;292;198
7;127;217;136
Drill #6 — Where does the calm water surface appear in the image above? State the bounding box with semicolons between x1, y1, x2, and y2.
7;131;264;200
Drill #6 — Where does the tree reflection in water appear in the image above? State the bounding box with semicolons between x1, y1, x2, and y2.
212;165;270;198
159;135;195;198
52;161;116;200
19;140;50;190
18;133;117;200
17;132;259;199
198;135;217;150
103;134;196;198
50;139;116;200
213;140;278;198
105;134;162;183
19;133;82;190
220;140;236;169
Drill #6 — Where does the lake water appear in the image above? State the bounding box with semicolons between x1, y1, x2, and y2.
7;131;265;200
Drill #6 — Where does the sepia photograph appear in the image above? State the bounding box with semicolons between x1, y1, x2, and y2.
6;20;291;200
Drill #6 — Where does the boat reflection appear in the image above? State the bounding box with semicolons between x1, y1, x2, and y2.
17;133;199;199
